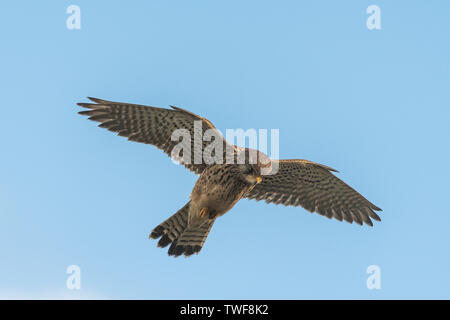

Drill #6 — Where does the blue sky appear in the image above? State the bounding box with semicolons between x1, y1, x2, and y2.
1;1;449;299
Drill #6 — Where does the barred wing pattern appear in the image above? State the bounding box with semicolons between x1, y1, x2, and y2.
78;97;236;174
245;160;382;226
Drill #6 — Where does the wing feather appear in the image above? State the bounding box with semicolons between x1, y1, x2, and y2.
78;97;236;174
245;159;382;226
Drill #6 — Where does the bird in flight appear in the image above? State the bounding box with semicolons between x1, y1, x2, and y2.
78;97;382;257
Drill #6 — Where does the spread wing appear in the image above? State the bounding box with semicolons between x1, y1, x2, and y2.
78;97;236;174
245;159;382;226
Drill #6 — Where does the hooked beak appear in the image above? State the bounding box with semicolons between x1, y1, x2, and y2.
245;175;263;185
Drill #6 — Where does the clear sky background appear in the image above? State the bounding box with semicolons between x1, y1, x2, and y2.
1;1;449;299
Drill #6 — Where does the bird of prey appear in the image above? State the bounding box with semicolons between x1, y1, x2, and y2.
78;97;382;257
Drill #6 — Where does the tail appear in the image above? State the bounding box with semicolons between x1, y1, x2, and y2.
149;201;215;257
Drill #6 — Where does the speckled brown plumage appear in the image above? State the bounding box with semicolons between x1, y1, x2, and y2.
78;97;382;257
244;160;382;226
78;97;236;174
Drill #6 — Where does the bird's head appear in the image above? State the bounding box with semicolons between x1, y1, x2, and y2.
238;163;263;185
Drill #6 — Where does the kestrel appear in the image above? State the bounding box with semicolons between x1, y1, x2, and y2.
78;97;382;257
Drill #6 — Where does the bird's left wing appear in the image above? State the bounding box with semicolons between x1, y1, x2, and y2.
78;97;236;174
245;159;382;226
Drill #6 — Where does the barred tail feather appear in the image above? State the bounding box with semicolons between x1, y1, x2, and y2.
167;220;215;257
150;202;189;248
149;202;215;257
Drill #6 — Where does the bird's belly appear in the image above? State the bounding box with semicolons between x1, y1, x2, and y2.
191;182;245;217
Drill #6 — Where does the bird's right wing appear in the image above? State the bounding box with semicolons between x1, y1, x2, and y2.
245;159;382;226
78;97;237;174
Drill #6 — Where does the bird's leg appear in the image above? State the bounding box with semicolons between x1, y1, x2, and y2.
200;207;208;218
200;208;218;220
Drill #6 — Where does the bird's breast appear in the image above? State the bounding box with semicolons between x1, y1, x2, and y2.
191;166;249;216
